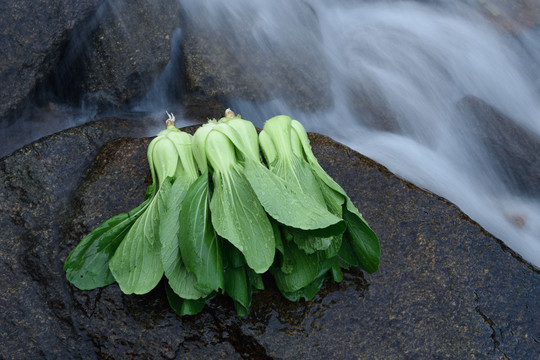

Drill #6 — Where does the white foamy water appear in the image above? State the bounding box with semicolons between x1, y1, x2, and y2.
180;0;540;268
2;0;539;268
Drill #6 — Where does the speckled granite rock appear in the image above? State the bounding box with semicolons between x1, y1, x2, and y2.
0;123;538;359
0;118;145;358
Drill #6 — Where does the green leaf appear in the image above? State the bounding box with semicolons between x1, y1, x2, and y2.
223;235;247;268
222;241;262;317
210;163;275;274
165;260;208;300
272;153;326;206
338;231;361;267
160;174;208;299
215;117;260;162
146;136;159;196
280;272;327;302
64;198;150;290
290;119;350;199
109;180;171;294
271;239;319;293
151;136;179;188
159;173;193;256
330;262;344;282
179;172;224;293
224;265;251;317
315;178;344;218
144;184;155;200
247;268;265;291
342;203;381;273
167;130;199;183
191;124;213;173
290;229;333;254
243;159;345;236
290;119;380;273
271;219;284;255
323;234;342;259
259;130;277;164
280;255;342;302
259;116;326;207
165;282;210;316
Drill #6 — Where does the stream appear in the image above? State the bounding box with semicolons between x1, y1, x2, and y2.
2;0;540;267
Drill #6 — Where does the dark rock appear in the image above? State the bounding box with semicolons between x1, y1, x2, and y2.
457;95;540;197
0;117;145;358
0;0;104;124
69;137;152;236
50;0;182;108
181;93;228;123
181;2;332;113
348;80;401;132
1;122;539;358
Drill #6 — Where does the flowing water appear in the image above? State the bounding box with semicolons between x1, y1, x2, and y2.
179;0;540;268
3;0;540;267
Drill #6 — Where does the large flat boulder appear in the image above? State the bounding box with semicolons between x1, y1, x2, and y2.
0;121;538;358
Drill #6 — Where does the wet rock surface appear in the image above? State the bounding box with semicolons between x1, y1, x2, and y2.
0;0;104;124
1;123;539;358
180;93;229;124
0;118;145;358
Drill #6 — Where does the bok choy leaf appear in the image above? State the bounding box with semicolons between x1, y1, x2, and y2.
219;113;346;236
109;123;188;295
193;123;275;274
158;129;211;299
63;198;150;290
178;170;224;294
290;118;381;273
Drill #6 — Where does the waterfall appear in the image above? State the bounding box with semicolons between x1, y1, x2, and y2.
2;0;540;267
180;0;540;267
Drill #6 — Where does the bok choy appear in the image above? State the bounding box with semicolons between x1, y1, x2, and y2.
258;115;380;300
192;119;276;274
64;110;380;317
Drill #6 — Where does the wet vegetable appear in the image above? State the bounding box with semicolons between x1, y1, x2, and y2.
64;110;380;317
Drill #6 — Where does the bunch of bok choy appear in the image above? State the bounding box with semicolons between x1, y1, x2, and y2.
64;110;380;317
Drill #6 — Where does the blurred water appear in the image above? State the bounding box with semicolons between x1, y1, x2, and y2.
2;0;539;267
181;0;540;267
